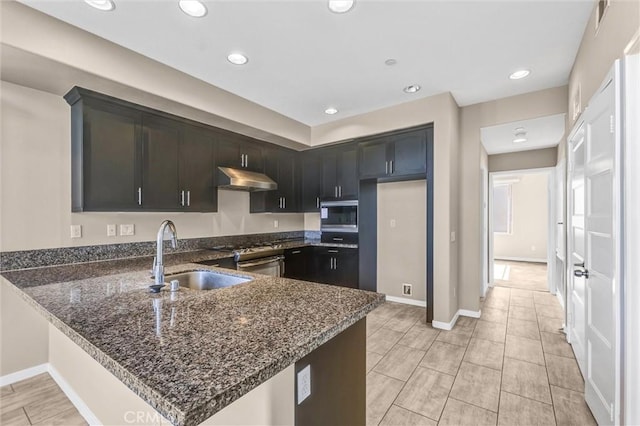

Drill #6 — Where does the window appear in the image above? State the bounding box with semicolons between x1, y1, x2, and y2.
493;184;512;234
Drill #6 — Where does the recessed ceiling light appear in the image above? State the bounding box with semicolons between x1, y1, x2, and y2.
403;85;421;93
325;107;338;115
84;0;115;11
179;0;207;17
509;69;531;80
227;53;248;65
385;59;397;66
513;129;527;143
328;0;355;13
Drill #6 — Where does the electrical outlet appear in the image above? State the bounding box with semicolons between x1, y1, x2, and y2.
297;365;311;404
70;225;82;239
273;220;279;229
450;231;456;242
390;219;396;228
107;224;116;237
402;283;412;296
120;224;135;236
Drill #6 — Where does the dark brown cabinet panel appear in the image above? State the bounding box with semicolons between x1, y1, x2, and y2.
359;128;427;180
312;247;359;288
180;127;216;212
141;114;181;210
320;143;358;200
283;247;313;280
250;147;297;212
216;135;264;173
300;152;322;212
74;100;142;211
359;140;388;179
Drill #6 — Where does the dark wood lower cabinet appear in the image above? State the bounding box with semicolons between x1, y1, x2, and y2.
295;318;365;426
283;246;359;288
283;247;311;280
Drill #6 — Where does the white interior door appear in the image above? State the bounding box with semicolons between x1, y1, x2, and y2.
567;122;587;375
582;65;620;425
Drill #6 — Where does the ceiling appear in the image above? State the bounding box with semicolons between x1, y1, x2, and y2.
19;0;593;127
480;113;566;155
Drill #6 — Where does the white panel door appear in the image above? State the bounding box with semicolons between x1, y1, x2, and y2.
567;122;587;375
582;64;620;425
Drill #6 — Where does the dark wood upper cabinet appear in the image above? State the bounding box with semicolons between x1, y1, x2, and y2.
320;143;358;200
250;146;297;213
180;127;216;212
359;128;427;180
300;152;322;212
216;135;264;173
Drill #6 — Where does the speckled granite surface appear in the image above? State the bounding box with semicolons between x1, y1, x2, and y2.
1;258;382;426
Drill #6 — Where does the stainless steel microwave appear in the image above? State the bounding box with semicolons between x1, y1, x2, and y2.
320;200;358;233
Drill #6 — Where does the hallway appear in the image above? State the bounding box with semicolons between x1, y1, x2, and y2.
366;290;595;425
493;260;548;293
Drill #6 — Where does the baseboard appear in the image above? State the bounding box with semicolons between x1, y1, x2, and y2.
0;363;48;386
385;295;427;307
494;256;547;264
48;364;101;426
432;309;482;331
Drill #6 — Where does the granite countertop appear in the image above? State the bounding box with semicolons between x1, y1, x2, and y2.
1;249;381;426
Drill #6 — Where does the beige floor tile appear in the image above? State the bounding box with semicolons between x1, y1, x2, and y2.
368;327;406;355
385;308;424;333
509;296;534;309
537;315;564;334
1;385;14;397
484;296;510;310
449;362;501;412
439;397;497;426
480;307;508;324
550;385;597;426
374;344;426;381
9;373;56;394
541;331;575;358
379;405;436;426
366;371;405;426
435;327;473;347
506;318;540;340
419;341;465;376
501;357;552;404
0;408;30;425
398;323;439;351
32;406;87;426
369;302;405;321
536;304;564;319
473;320;507;343
367;351;384;373
533;292;560;306
23;386;77;424
367;314;389;336
456;316;478;330
505;334;545;365
508;306;537;322
463;338;504;371
0;380;60;414
489;287;512;299
510;289;534;299
497;391;556;426
546;353;584;392
395;367;454;421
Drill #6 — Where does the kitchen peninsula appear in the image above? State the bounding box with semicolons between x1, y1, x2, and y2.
0;247;383;425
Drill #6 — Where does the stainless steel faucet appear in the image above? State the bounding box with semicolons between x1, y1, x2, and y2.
153;220;178;286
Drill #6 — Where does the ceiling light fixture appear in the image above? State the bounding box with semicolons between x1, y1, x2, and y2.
179;0;207;17
513;129;527;143
227;53;248;65
403;85;421;94
324;107;338;115
509;69;531;80
384;59;397;66
328;0;355;13
84;0;115;11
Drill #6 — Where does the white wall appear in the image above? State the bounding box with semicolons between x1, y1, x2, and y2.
494;173;548;262
377;181;427;301
0;81;304;252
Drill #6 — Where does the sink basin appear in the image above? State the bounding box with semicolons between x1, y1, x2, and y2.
166;270;251;290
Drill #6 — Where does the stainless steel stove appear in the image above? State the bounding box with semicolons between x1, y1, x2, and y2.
209;243;286;277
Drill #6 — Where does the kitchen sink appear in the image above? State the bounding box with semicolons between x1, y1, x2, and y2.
166;270;252;290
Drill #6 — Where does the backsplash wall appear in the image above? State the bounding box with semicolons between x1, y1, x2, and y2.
0;81;304;252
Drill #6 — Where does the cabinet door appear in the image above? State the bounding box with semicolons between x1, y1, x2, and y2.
242;141;264;172
216;136;243;169
321;150;338;199
142;114;181;210
359;140;388;179
80;102;142;211
278;149;297;211
250;148;279;212
334;249;359;289
180;127;216;212
283;248;308;280
390;130;427;177
337;145;358;199
301;153;322;212
313;249;337;285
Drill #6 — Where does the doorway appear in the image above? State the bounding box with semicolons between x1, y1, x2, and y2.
489;169;555;293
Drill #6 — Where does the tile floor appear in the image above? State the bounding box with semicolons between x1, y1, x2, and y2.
366;287;597;426
0;373;86;425
493;260;548;293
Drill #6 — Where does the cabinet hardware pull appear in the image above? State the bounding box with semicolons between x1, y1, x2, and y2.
283;197;286;209
334;258;338;269
138;187;142;205
316;197;319;208
339;186;342;197
328;249;339;253
241;154;245;167
333;237;343;241
385;161;389;174
390;160;394;174
186;190;190;207
181;190;185;206
292;250;301;254
245;154;249;168
334;186;338;197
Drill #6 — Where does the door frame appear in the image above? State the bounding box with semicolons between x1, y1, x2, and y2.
488;167;556;292
481;166;489;297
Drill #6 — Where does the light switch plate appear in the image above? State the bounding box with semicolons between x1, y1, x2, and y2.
273;220;279;229
107;224;116;237
390;219;396;228
450;231;456;242
297;365;311;404
70;225;82;239
120;224;135;236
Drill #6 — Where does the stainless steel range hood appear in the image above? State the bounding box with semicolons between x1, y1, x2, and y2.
217;167;277;192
